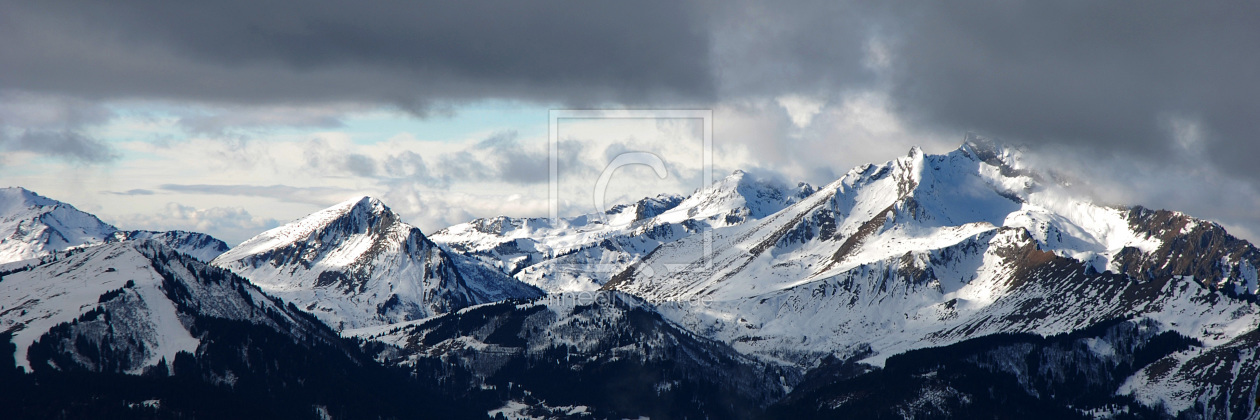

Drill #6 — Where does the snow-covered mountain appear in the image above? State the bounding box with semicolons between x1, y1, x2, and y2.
0;187;117;264
432;170;815;292
0;187;229;264
598;139;1260;415
211;196;542;330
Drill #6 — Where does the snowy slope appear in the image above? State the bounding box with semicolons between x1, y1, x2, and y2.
212;196;542;330
605;140;1260;371
0;187;116;264
431;170;815;293
0;240;326;373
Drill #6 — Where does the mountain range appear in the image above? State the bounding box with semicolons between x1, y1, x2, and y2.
1;139;1256;419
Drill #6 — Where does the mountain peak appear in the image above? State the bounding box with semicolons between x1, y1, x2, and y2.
717;168;776;190
332;195;389;215
317;195;401;230
907;145;924;158
678;169;809;223
0;186;61;215
0;187;118;263
214;195;406;264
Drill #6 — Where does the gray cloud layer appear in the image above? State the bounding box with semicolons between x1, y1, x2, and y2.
1;0;712;108
7;2;1255;158
885;2;1260;178
2;130;117;163
159;184;354;205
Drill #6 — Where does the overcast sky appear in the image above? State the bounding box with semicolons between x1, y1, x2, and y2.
3;0;1259;244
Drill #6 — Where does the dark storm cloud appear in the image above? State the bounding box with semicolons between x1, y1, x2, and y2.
0;0;713;108
882;2;1260;178
698;0;1260;185
704;0;884;98
694;1;1260;167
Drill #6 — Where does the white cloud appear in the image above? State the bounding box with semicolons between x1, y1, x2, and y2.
716;92;956;186
109;202;280;245
775;94;826;128
1161;114;1206;156
1020;143;1260;243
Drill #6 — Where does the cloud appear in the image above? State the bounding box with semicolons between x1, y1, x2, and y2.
105;189;155;196
463;131;550;184
882;2;1260;182
776;95;826;128
0;90;113;127
300;130;556;187
176;104;358;135
705;0;882;99
7;1;1255;178
0;0;713;108
0;90;118;163
711;92;955;186
1018;142;1260;244
110;202;281;245
2;129;117;163
342;154;378;177
379;182;551;234
5;1;1258;161
381;151;437;184
158;183;354;205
